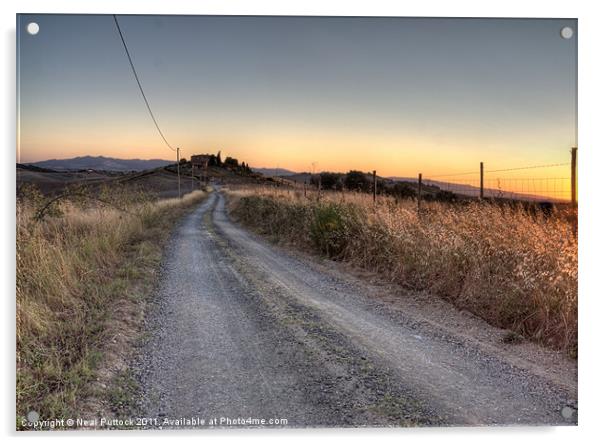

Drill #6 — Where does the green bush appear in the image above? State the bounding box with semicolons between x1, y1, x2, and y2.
310;204;352;257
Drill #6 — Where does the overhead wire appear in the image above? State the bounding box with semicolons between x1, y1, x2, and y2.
113;15;176;152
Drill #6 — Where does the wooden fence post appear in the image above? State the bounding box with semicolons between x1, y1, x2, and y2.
571;147;578;236
480;161;484;200
417;173;422;211
304;180;307;198
176;147;181;199
571;147;577;209
373;170;377;204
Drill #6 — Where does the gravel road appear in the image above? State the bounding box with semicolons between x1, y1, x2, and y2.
132;190;577;428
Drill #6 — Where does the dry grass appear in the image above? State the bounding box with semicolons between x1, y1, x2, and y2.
228;185;577;354
16;188;207;424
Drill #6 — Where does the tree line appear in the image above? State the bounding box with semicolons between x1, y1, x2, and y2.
309;170;458;202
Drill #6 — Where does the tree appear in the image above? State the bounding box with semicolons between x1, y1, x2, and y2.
311;172;341;190
391;182;416;199
435;190;457;202
216;151;222;167
224;157;239;169
344;170;370;192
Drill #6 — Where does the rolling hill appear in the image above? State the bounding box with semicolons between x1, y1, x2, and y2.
252;167;298;177
26;156;173;172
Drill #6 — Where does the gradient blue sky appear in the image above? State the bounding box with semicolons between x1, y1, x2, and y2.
17;14;577;177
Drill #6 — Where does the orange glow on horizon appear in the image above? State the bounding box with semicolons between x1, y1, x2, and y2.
17;114;575;203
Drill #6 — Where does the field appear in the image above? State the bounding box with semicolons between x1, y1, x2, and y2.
14;175;578;428
16;162;268;199
16;185;208;423
228;185;578;354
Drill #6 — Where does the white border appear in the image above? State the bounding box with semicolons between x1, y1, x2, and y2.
3;1;601;444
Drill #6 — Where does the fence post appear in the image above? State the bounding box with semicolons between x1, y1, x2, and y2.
571;147;577;209
176;147;181;198
480;162;484;200
373;170;377;204
303;180;307;198
417;173;422;211
571;147;578;236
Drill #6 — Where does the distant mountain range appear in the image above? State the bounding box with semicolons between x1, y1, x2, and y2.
387;176;418;182
252;167;299;177
25;156;173;172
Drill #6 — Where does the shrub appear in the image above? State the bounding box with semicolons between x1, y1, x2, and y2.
309;204;353;257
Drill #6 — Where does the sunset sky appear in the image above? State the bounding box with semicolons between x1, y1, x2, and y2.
17;15;577;181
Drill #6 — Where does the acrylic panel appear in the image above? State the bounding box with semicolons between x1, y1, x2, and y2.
16;14;578;430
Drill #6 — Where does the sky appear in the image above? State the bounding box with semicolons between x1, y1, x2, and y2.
17;14;577;182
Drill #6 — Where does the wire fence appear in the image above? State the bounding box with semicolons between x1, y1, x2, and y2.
422;176;572;202
256;150;578;209
420;157;576;204
249;149;578;235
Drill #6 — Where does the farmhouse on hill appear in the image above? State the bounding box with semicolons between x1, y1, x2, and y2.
190;154;211;168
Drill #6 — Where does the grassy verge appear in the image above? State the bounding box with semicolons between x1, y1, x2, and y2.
228;187;577;355
16;187;207;427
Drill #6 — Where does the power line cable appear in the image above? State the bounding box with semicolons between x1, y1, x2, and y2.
113;15;175;152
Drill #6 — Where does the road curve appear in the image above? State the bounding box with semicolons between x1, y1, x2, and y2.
132;190;577;428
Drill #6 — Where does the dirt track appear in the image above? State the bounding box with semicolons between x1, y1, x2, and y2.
132;190;577;428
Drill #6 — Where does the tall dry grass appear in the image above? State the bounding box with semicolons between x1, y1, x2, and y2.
16;188;207;422
229;186;577;354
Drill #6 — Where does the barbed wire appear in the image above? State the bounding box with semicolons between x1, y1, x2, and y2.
427;162;571;178
486;163;570;174
422;176;572;202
